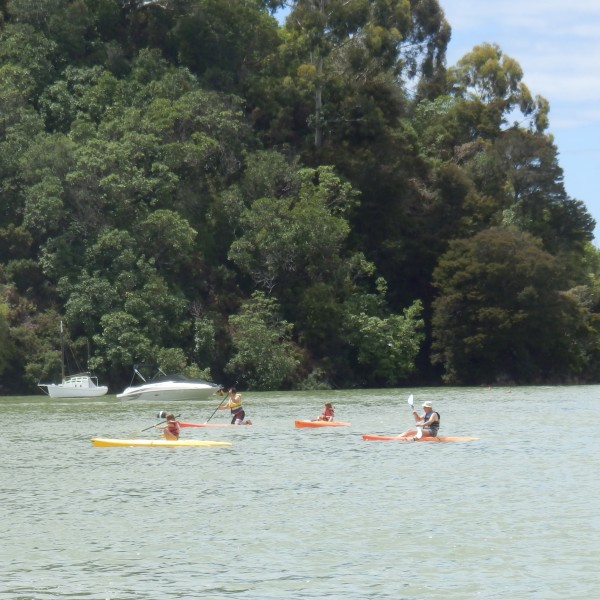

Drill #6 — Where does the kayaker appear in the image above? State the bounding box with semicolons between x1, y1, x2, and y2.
158;413;180;440
400;401;440;438
217;387;250;425
314;402;334;422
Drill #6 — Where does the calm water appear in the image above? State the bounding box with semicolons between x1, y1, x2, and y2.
1;386;599;599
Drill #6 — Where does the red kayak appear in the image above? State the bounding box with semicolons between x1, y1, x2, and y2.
362;434;479;442
179;421;248;428
295;420;350;428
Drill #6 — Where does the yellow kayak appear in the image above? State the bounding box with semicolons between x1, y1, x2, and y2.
91;438;232;448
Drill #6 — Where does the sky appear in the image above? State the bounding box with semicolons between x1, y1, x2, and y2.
440;1;600;243
277;2;600;242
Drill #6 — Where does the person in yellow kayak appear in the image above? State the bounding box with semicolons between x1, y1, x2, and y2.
400;401;440;439
157;413;180;440
314;402;335;422
217;387;252;425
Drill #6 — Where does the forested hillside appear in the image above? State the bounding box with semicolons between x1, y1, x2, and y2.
1;0;599;394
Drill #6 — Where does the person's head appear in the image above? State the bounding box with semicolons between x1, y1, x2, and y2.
422;401;433;411
325;402;333;409
166;413;176;421
229;387;236;395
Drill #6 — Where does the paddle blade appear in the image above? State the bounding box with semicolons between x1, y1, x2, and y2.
415;426;423;439
407;394;414;409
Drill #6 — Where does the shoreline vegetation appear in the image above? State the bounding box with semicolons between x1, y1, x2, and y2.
0;1;599;395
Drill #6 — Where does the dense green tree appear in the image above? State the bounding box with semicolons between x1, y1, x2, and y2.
562;244;600;380
136;209;196;273
92;311;154;371
281;0;449;147
251;3;449;322
447;42;548;134
431;227;584;384
0;23;57;95
192;313;217;371
490;128;594;254
228;164;358;293
171;0;280;92
20;133;78;246
0;302;16;381
39;66;107;132
347;299;425;385
226;157;425;385
227;160;362;330
225;291;301;390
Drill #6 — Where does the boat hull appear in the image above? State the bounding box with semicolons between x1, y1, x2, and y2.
362;434;479;442
295;420;350;428
45;386;108;398
91;438;232;448
39;375;108;398
117;382;220;402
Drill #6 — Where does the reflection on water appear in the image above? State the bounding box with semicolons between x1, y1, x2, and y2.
1;387;599;599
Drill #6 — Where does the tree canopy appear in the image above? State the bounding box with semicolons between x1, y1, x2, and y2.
0;0;598;393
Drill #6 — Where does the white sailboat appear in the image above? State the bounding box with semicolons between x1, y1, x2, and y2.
38;322;108;398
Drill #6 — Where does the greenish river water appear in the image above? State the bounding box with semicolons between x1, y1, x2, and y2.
1;386;598;599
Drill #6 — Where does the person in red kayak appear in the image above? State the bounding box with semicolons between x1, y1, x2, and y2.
400;401;440;438
314;402;334;422
157;413;180;440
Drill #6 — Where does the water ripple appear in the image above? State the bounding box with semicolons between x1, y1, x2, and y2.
1;387;599;598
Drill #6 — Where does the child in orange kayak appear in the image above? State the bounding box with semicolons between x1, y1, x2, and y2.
157;413;180;440
315;402;334;422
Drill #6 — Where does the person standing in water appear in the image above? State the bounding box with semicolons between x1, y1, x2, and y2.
217;387;251;424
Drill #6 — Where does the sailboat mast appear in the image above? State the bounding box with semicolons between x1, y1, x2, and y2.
60;320;65;381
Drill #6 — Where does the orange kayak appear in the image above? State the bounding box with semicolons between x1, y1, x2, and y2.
295;420;350;428
362;434;479;442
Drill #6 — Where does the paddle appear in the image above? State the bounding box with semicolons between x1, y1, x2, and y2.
406;394;422;439
142;414;180;432
204;388;229;424
205;380;239;424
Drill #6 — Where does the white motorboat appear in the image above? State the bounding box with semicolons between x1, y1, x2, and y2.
38;322;108;398
117;366;221;401
39;373;109;398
